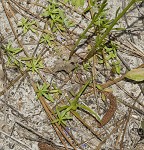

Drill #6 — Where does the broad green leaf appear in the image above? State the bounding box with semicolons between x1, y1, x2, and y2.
125;68;144;81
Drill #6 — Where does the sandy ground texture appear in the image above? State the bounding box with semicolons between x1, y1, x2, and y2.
0;0;144;150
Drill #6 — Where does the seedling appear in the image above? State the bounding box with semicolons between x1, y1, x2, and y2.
111;61;121;74
5;42;22;55
4;42;23;68
69;0;142;65
41;2;65;31
63;18;75;28
41;2;74;32
83;61;91;71
83;0;141;62
40;34;54;46
52;106;73;125
18;17;37;34
53;79;101;126
36;83;54;102
98;42;121;74
25;57;44;73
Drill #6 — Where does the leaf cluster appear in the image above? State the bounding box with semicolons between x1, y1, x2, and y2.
40;34;54;47
36;83;61;102
4;42;23;67
98;42;121;74
5;42;23;55
18;17;37;34
52;80;101;126
41;2;75;32
25;57;44;73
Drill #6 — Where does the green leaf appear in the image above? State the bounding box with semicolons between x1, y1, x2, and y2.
74;79;91;101
18;17;37;34
52;106;72;125
64;0;69;3
40;34;54;46
30;27;36;33
112;27;126;31
125;68;144;81
26;57;44;73
20;57;32;61
56;105;69;112
115;7;120;18
64;18;75;28
78;104;101;122
83;6;92;14
5;42;23;55
49;89;59;93
46;94;54;102
96;84;103;90
59;10;65;21
101;93;106;101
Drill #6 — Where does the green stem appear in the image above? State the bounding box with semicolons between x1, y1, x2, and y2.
69;0;107;59
83;0;139;62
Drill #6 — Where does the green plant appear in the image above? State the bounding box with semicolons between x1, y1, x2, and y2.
111;60;121;74
52;106;73;125
69;0;142;64
4;42;23;68
125;68;144;81
53;79;101;126
5;42;23;55
25;57;44;73
83;61;91;71
83;0;142;62
36;83;55;102
40;34;54;46
18;17;37;34
41;2;65;31
69;0;108;59
63;18;75;28
41;2;74;32
98;42;121;74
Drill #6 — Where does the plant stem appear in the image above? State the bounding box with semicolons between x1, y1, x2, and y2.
69;0;107;59
83;0;139;62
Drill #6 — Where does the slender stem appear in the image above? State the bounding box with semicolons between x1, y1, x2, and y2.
69;0;107;59
69;19;94;59
83;0;139;62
